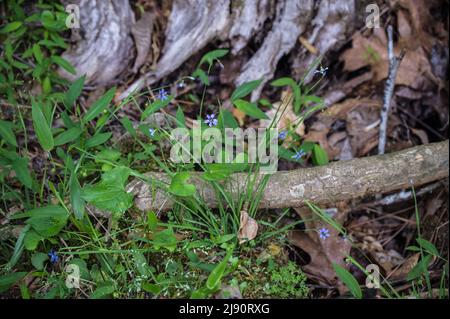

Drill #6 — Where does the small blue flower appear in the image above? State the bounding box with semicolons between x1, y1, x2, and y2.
156;88;169;101
149;128;155;137
314;65;328;77
318;228;330;240
204;113;218;127
278;130;287;140
48;249;59;264
292;149;306;161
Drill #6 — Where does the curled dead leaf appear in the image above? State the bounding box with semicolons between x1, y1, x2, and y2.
238;211;258;244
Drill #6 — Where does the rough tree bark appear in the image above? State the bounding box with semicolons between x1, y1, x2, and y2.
125;140;449;213
57;0;355;100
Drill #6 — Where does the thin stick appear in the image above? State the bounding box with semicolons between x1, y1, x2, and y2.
378;25;405;154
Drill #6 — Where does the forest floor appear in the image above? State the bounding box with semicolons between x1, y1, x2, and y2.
0;0;448;299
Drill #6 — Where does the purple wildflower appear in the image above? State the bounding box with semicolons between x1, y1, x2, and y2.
149;128;155;137
292;149;306;161
279;130;287;140
48;249;59;264
314;65;328;77
204;113;218;127
156;89;169;101
318;228;330;240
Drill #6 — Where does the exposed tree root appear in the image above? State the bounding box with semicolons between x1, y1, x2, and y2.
125;141;449;213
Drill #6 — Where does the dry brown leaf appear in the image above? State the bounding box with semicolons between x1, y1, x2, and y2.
232;107;246;126
288;207;351;288
299;36;318;55
340;29;432;89
238;211;258;244
388;253;420;281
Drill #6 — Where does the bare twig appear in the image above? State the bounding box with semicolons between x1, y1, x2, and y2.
378;25;405;155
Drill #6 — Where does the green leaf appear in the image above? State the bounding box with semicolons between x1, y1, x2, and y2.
120;116;136;138
24;230;43;251
407;255;432;281
416;238;440;257
64;76;85;108
32;44;43;64
206;249;233;290
218;109;238;129
31;98;54;151
233;99;268;120
231;79;262;101
70;173;85;220
192;68;209;85
85;132;112;148
91;281;115;299
12;156;33;189
270;77;302;111
312;144;328;166
0;272;27;294
141;95;172;120
332;263;362;299
199;49;229;68
31;252;48;270
168;172;196;197
0;120;17;147
7;225;30;269
54;127;82;146
0;21;23;33
11;206;68;238
83;87;116;122
52;56;76;75
142;283;161;295
176;106;186;128
147;211;158;232
152;228;177;252
81;166;133;218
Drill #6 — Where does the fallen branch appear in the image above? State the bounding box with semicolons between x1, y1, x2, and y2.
126;141;449;212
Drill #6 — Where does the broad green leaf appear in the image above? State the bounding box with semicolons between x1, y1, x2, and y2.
407;255;432;281
24;230;43;251
52;56;76;75
147;211;158;232
54;127;82;146
91;281;115;299
0;120;17;147
0;21;23;33
120;116;136;138
64;76;85;108
199;49;229;68
152;228;178;252
0;272;27;293
12;156;33;189
231;79;262;101
416;238;440;257
312;144;328;166
332;263;362;299
168;172;196;197
70;173;85;220
141;95;172;120
7;224;30;269
32;44;43;64
11;205;68;238
142;283;161;295
83;87;116;122
81;166;133;218
31;252;48;270
233;99;268;120
176;106;186;128
85;132;112;148
206;249;233;290
192;68;209;85
31;98;54;151
218;109;238;129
